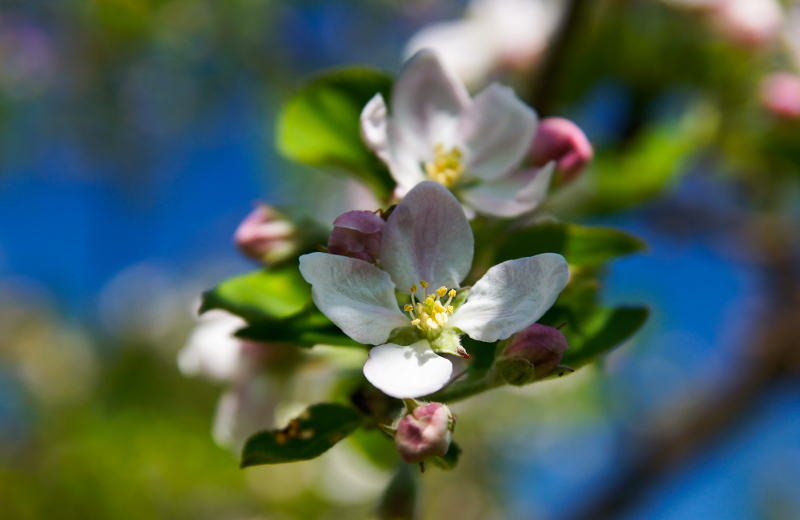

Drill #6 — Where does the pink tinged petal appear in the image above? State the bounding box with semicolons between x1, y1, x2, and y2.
391;50;470;154
380;181;474;295
363;340;454;398
449;253;569;343
394;402;453;463
327;210;385;264
458;83;538;181
360;94;392;165
530;117;593;181
298;253;409;345
459;162;555;218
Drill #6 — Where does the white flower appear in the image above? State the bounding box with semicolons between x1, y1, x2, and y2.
299;181;569;398
361;50;555;219
404;0;567;88
178;309;249;382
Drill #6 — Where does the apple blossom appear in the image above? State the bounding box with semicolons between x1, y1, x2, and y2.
298;181;569;398
360;50;556;218
404;0;566;88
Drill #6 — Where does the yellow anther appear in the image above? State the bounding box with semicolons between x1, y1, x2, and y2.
435;313;446;325
448;289;456;298
434;301;446;314
426;318;438;329
447;305;454;314
424;144;465;188
416;303;424;315
426;295;435;304
404;304;413;312
410;284;417;293
420;280;429;289
411;318;421;326
436;286;447;297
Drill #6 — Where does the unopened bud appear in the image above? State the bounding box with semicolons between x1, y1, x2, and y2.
760;73;800;119
394;402;454;464
530;117;593;182
234;204;296;263
327;210;385;264
497;324;569;385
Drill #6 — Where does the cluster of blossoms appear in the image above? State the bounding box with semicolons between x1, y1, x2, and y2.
182;50;593;466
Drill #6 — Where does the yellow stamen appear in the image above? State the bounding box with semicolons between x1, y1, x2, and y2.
436;286;447;297
420;280;429;289
447;305;454;313
411;318;421;326
410;284;417;293
448;289;456;298
426;318;438;329
404;304;413;312
424;144;465;188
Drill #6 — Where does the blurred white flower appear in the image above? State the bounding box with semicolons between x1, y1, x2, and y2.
662;0;784;46
405;0;567;87
362;51;555;217
179;308;285;449
178;309;249;382
213;374;281;450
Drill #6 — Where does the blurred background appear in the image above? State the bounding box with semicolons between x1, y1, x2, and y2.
2;0;800;519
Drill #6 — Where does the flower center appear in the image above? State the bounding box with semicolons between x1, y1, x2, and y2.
403;280;457;340
424;144;464;188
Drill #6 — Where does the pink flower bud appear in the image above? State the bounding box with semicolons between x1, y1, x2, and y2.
234;204;296;263
530;117;593;182
394;402;453;464
327;210;385;264
503;324;569;380
760;73;800;119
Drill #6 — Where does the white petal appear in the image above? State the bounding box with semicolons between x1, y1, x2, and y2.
380;181;474;295
299;253;409;345
449;253;569;342
391;50;470;154
360;93;392;166
363;340;453;398
459;162;555;218
458;83;537;181
386;119;427;195
177;310;246;382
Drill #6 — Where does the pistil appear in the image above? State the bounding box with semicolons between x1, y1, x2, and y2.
406;280;457;340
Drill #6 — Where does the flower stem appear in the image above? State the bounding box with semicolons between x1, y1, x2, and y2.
426;368;505;404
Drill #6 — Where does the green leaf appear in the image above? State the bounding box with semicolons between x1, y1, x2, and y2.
200;265;311;322
240;404;363;467
493;223;646;267
276;67;395;198
559;306;649;369
428;441;462;471
234;310;363;348
587;103;718;213
348;428;399;469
